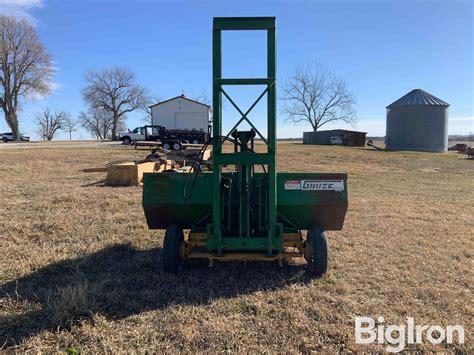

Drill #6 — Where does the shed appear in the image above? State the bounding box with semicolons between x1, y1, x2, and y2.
149;95;211;132
385;89;449;152
303;129;367;146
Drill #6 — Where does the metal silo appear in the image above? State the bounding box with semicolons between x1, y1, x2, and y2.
385;89;449;152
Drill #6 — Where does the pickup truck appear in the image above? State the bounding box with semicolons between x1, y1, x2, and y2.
119;127;146;144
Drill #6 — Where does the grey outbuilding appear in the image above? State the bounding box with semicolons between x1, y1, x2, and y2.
385;89;449;152
303;129;367;146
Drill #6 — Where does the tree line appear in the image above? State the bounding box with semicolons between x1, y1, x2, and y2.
35;67;151;141
1;15;152;141
1;14;356;142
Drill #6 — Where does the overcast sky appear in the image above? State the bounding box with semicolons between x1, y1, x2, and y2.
0;0;472;139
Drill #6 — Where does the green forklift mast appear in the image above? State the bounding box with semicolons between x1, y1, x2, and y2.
142;16;348;275
208;17;281;254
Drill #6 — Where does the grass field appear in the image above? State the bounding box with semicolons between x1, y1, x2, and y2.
0;142;472;352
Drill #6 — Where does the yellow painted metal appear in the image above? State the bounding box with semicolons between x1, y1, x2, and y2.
188;241;207;248
188;232;207;240
187;252;302;261
187;232;207;248
184;232;307;261
282;232;304;249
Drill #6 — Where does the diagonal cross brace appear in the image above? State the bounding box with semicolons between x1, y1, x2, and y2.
218;86;271;150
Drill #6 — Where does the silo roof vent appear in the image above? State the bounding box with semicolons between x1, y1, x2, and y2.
387;89;450;108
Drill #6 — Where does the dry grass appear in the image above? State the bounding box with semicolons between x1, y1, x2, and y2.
0;142;472;352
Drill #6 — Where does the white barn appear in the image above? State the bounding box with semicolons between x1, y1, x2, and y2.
150;95;211;132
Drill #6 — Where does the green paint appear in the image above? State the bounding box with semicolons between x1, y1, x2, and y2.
142;172;348;232
142;17;348;258
210;17;279;253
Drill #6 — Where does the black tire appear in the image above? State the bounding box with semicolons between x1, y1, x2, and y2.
162;142;171;150
306;225;328;277
2;137;7;143
192;139;199;144
145;153;159;161
122;136;131;145
163;224;184;273
172;141;183;150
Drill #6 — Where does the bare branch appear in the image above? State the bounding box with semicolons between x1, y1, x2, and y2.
0;15;53;140
192;90;211;106
280;61;357;132
79;107;115;140
36;108;68;141
63;115;78;140
82;67;150;140
141;95;162;124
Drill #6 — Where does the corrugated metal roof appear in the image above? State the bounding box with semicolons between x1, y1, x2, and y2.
387;89;449;108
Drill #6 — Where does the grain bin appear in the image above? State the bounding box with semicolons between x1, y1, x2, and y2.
385;89;449;152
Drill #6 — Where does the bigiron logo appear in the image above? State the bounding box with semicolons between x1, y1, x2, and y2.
355;316;465;352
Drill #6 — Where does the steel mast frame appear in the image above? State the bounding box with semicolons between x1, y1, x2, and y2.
208;17;281;254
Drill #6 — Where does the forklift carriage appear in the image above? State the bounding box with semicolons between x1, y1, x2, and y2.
142;17;348;275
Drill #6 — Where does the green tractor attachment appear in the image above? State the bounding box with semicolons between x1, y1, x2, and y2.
142;17;348;276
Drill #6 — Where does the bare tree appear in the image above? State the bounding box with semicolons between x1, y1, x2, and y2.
36;108;68;141
82;67;150;140
141;95;162;124
192;90;211;106
79;107;114;140
281;61;356;131
0;15;53;140
63;115;78;141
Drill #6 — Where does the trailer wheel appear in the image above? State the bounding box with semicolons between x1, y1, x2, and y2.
172;142;183;150
145;153;160;161
306;225;328;277
163;224;184;273
162;142;171;150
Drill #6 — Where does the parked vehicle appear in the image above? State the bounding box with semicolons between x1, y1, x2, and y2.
0;132;30;142
119;127;146;144
119;125;209;150
329;136;343;145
